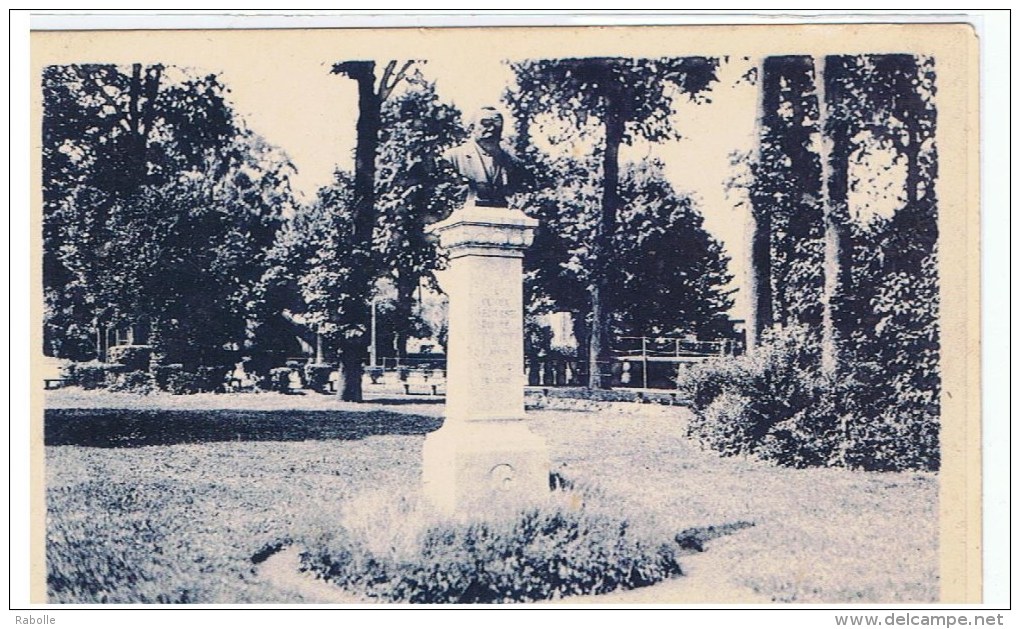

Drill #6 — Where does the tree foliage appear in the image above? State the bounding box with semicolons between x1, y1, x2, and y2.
747;56;826;338
42;64;292;368
513;150;735;360
613;165;735;339
507;57;721;387
704;54;941;470
263;171;360;343
258;66;461;396
508;58;719;147
822;54;940;451
375;74;465;358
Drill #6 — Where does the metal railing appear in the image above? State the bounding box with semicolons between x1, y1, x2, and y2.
279;335;741;392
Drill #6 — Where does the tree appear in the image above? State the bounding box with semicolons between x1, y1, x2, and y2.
746;56;827;353
260;171;361;375
825;55;938;329
612;164;735;340
143;130;292;369
812;55;856;376
736;54;940;469
43;64;234;359
513;149;735;372
328;60;418;401
508;57;719;388
265;64;456;394
824;55;940;466
42;64;291;367
375;74;465;360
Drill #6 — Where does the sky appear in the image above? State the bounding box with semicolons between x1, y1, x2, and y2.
218;55;761;321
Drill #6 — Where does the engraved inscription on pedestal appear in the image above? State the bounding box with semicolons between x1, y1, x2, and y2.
422;204;549;515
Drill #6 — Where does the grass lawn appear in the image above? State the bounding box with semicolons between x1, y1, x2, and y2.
43;388;938;604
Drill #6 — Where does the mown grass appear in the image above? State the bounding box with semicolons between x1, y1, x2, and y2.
44;389;938;604
533;405;940;603
46;401;438;603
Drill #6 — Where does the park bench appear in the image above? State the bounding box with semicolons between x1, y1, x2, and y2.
402;382;444;396
401;369;445;396
225;377;258;393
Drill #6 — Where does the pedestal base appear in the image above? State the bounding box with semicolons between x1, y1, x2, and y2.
422;420;549;515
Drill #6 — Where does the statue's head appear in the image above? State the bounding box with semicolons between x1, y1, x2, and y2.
472;107;504;144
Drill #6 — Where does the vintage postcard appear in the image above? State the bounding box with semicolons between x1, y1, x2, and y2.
28;20;982;607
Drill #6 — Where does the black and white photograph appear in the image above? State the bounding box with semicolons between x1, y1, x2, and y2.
25;17;987;611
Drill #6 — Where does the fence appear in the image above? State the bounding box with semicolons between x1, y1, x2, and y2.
608;336;743;389
278;336;740;392
524;336;743;389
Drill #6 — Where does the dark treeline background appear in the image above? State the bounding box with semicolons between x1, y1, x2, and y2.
42;54;939;464
41;60;736;399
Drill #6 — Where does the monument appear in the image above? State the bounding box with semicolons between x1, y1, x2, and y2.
422;107;549;514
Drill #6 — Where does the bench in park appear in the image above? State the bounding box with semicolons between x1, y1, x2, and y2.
402;382;444;396
400;368;445;396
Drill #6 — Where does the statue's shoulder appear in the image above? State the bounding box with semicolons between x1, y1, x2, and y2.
443;142;473;164
495;145;526;173
501;144;523;165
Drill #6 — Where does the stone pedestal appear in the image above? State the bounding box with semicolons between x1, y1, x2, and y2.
422;204;549;514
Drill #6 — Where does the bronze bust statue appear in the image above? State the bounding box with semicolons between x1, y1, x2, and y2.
445;107;523;208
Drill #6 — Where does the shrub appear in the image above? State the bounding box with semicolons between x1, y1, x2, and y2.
192;365;230;393
678;325;937;471
268;368;294;394
304;364;334;393
151;364;189;394
65;361;123;390
678;326;831;465
105;370;155;394
686;391;754;457
106;345;153;371
300;487;683;603
149;364;229;394
842;404;940;472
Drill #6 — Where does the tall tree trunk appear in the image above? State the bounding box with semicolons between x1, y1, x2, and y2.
148;317;167;374
337;61;381;403
129;64;142;146
394;271;416;361
903;137;921;209
588;99;623;389
747;60;774;352
126;64;147;190
338;351;365;402
894;55;924;210
587;285;607;389
897;56;930;276
812;55;840;377
748;209;774;349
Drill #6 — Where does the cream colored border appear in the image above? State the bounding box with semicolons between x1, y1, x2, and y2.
29;23;981;604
